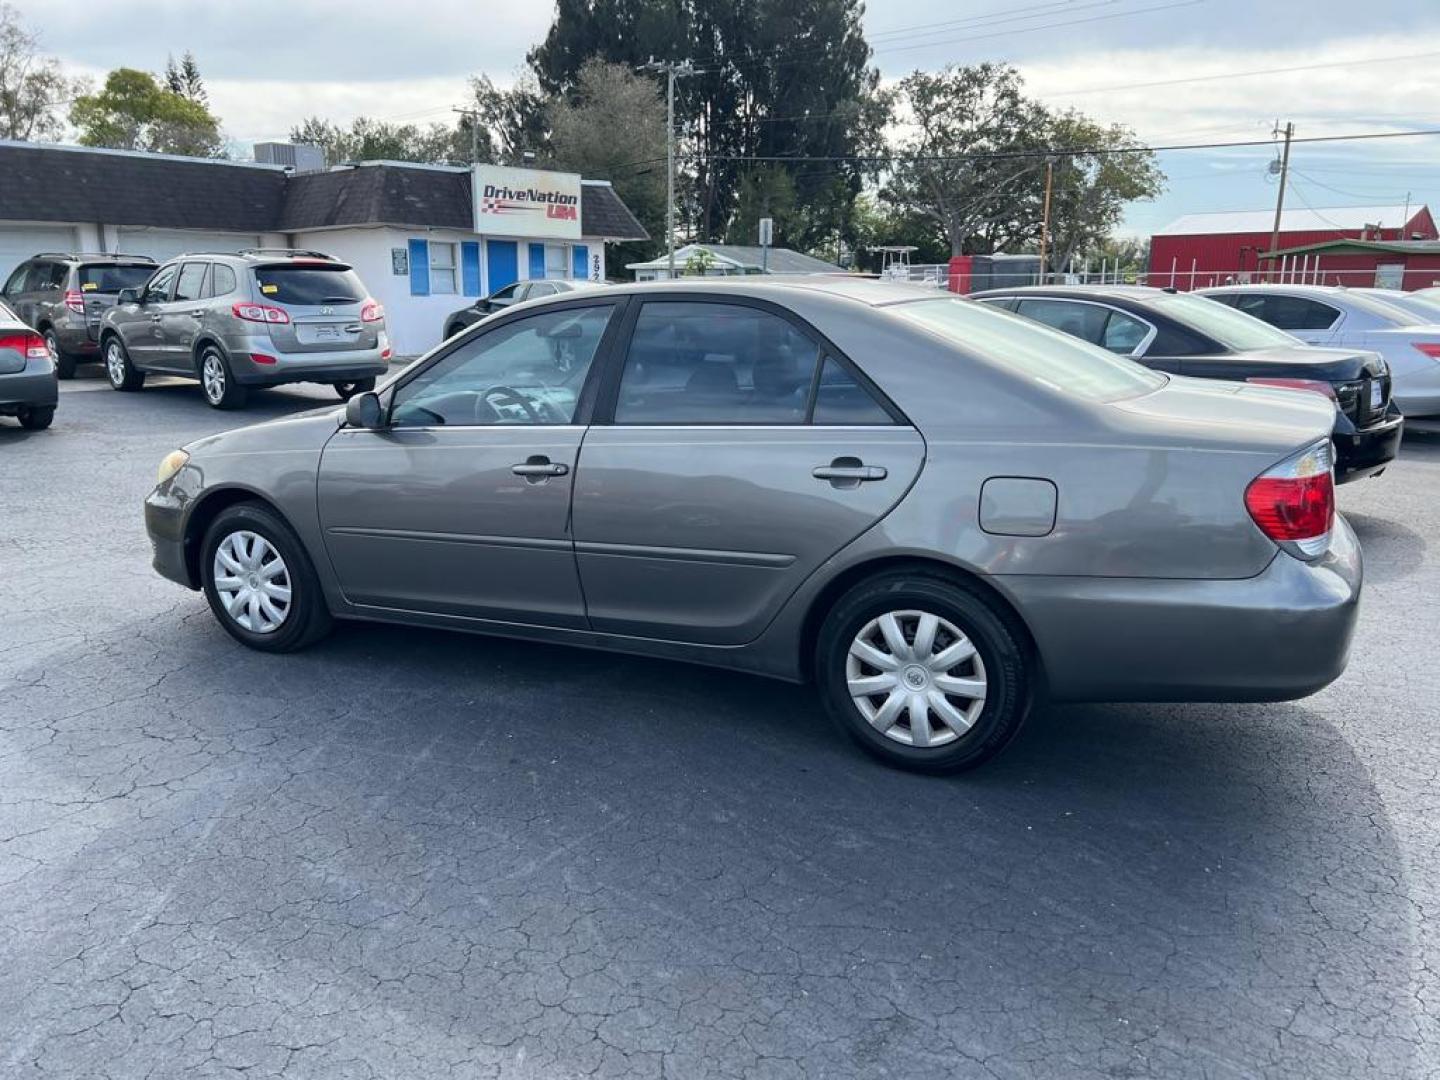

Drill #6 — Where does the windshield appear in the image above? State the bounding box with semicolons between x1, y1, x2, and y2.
892;297;1166;402
1150;292;1301;350
252;264;365;305
78;264;155;294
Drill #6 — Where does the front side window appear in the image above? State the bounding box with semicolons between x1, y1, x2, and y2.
892;297;1165;403
489;283;521;303
614;301;821;424
142;264;180;304
173;263;208;303
2;263;30;294
429;243;457;295
391;303;615;427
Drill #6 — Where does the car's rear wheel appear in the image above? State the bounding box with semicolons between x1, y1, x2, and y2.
103;336;144;391
43;329;76;380
17;405;54;430
333;377;376;401
815;572;1031;774
199;346;248;410
200;502;332;653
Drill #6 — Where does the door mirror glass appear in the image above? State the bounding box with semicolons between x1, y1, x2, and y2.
117;287;141;304
345;391;386;429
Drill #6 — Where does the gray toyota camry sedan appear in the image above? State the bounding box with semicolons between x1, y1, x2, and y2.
144;278;1361;773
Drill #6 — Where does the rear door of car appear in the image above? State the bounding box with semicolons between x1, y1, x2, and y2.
570;296;925;646
156;261;211;371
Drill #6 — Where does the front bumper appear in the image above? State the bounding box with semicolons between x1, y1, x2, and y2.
0;357;59;410
1003;514;1362;703
1333;408;1403;483
145;481;196;589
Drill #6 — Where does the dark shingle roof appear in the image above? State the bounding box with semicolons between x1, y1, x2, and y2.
0;142;285;232
0;142;649;242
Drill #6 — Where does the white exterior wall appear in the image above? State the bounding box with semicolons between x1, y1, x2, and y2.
293;225;609;358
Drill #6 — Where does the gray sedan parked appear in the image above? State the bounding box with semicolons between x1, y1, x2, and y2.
143;279;1361;773
0;300;57;430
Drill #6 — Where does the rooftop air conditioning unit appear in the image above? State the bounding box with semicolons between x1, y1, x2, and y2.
253;141;325;173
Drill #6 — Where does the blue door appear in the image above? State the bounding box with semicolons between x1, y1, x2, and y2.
528;243;547;280
573;245;590;281
486;241;518;294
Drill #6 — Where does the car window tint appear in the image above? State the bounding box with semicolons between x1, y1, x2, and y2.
615;302;820;424
1261;295;1340;331
391;303;615;427
77;264;155;294
173;263;208;303
45;262;67;289
211;264;237;296
529;282;556;297
811;356;894;425
143;264;179;303
491;284;521;301
1204;293;1241;308
1101;310;1149;354
2;264;29;294
1014;299;1108;344
252;265;365;305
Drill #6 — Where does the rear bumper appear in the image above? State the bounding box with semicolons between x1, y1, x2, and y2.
0;358;59;410
228;340;389;387
1333;409;1403;483
1003;514;1362;703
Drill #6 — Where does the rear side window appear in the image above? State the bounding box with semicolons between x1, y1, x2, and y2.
1014;299;1108;344
812;357;893;425
1101;310;1151;355
1261;295;1340;331
77;264;155;294
210;264;238;296
615;302;820;424
252;264;365;305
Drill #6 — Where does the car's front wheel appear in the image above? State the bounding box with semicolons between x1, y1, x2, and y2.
333;378;376;401
815;572;1031;774
199;346;248;410
200;502;333;653
103;336;144;391
43;329;76;380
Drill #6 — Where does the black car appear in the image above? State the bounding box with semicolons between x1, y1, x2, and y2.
442;279;605;339
971;285;1403;483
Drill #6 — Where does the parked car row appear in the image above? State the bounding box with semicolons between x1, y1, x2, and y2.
2;249;391;410
442;278;605;340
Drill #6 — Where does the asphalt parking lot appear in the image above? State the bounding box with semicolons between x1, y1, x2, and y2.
1;369;1438;1080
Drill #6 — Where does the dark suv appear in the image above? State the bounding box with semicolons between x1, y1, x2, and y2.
2;253;157;378
100;249;390;410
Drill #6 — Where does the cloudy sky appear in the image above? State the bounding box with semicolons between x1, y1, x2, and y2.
12;0;1439;236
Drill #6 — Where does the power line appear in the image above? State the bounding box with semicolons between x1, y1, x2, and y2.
1053;49;1440;96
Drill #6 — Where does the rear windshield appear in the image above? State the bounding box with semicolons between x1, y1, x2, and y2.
252;264;365;305
892;297;1166;402
77;264;155;294
1148;292;1299;351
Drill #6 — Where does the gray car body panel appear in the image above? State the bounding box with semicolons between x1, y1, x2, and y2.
0;306;58;412
145;277;1360;702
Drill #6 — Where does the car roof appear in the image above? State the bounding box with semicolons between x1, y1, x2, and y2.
970;284;1175;304
1196;283;1347;295
547;274;943;308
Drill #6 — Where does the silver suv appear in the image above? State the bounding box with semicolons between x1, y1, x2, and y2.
2;253;157;379
100;249;390;409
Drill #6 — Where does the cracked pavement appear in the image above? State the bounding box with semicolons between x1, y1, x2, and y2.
1;370;1438;1079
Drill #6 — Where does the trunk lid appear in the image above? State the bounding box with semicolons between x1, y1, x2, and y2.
250;262;380;355
1188;345;1390;428
1112;374;1336;455
77;262;155;342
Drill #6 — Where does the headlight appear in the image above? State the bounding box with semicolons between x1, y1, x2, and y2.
157;449;190;485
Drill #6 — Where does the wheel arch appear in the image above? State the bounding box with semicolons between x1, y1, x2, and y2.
181;485;293;589
192;335;230;372
796;554;1045;693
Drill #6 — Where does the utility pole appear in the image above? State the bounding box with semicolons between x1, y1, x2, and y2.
639;59;695;278
452;107;480;164
1269;120;1294;281
1037;160;1054;284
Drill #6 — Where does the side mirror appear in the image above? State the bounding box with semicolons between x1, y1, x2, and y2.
117;288;140;304
345;391;386;429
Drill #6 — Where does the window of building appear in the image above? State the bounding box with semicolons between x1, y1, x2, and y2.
429;242;457;295
545;244;568;279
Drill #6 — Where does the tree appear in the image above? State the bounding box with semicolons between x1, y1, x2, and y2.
70;68;224;157
1039;112;1163;276
164;51;207;104
0;2;77;141
724;166;796;247
546;59;666;263
290;115;464;166
466;74;548;164
527;0;886;253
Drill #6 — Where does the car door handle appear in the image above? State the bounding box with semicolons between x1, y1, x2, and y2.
813;461;887;483
189;310;205;317
150;314;162;322
511;457;569;479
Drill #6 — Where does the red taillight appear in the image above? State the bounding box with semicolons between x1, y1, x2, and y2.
1244;441;1335;558
63;289;85;314
1413;342;1440;361
360;299;384;323
381;346;392;360
249;353;277;365
0;330;50;360
231;302;290;324
1245;376;1337;401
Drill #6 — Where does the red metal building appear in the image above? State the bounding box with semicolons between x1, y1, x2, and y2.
1148;203;1436;290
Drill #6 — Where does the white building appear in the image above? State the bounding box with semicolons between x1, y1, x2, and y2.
0;141;649;356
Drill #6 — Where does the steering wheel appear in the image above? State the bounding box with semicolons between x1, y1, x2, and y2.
478;385;542;424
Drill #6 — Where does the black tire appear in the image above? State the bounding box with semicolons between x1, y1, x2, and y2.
200;502;333;653
102;335;145;391
43;329;76;380
814;571;1031;774
198;345;248;410
333;377;376;401
17;405;55;431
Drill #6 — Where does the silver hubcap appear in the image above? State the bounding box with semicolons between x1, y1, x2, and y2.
106;343;125;384
212;531;292;634
846;610;987;748
202;354;225;402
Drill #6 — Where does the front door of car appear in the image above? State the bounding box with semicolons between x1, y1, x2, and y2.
115;263;179;367
156;262;210;372
315;300;622;626
571;299;926;646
